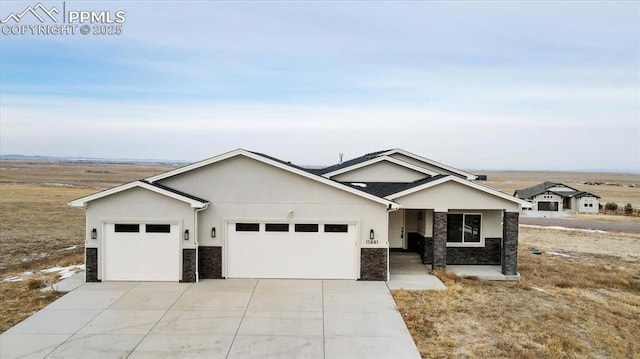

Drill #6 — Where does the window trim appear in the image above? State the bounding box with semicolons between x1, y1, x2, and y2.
324;224;349;233
145;224;171;233
265;223;290;232
235;223;260;232
294;223;319;233
446;213;483;247
114;223;140;233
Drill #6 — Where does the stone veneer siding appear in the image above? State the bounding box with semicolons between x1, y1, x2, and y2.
501;211;519;275
446;238;501;265
360;248;387;281
85;248;99;282
422;236;433;264
199;246;223;279
181;249;196;282
432;212;447;270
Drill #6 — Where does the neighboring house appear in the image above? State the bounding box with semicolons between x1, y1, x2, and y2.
514;182;600;214
69;148;530;283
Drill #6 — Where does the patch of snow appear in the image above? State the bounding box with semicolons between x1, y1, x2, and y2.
58;245;78;251
350;182;367;188
2;276;23;283
547;251;578;258
531;286;545;292
520;224;606;234
41;264;85;279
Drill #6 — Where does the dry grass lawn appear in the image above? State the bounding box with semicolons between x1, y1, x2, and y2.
393;226;640;358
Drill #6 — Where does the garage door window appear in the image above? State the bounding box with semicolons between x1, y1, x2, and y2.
295;224;319;232
146;224;171;233
266;223;289;232
324;224;348;233
236;223;260;231
114;224;140;233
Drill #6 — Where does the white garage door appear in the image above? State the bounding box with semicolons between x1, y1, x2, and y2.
227;222;357;279
104;223;180;281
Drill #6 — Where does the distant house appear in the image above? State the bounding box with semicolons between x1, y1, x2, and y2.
514;182;600;214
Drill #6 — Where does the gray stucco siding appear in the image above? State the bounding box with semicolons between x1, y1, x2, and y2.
394;181;520;211
157;155;389;253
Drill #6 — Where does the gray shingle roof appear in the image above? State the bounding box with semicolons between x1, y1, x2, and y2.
143;181;209;203
340;175;447;198
249;150;446;199
309;149;393;175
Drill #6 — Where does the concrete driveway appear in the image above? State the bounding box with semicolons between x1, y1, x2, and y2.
1;279;421;359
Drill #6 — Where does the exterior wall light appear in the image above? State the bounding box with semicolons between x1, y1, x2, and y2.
211;227;216;238
369;229;375;240
183;229;189;241
91;228;97;240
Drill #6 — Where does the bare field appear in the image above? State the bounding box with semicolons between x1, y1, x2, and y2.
394;226;640;358
480;171;640;210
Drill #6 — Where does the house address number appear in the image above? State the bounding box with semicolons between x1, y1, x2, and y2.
365;239;378;245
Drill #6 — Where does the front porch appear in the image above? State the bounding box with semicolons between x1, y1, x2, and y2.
388;209;520;280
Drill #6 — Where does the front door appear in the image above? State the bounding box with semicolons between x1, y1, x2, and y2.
388;210;405;249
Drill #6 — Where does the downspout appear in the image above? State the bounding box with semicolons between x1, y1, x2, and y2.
194;203;210;283
386;203;400;281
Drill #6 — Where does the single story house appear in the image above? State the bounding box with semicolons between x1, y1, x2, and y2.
69;149;530;282
514;182;600;214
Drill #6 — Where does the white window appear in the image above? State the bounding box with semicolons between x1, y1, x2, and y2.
447;213;482;246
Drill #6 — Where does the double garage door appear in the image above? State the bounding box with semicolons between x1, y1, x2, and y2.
227;222;357;279
103;223;180;281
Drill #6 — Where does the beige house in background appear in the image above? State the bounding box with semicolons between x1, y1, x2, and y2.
69;149;530;283
514;182;600;215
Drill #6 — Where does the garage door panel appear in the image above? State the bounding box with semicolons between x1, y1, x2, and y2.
227;223;357;279
104;223;180;281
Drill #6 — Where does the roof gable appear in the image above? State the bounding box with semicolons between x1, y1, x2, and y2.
324;156;438;181
386;175;531;208
381;149;477;180
68;181;209;208
315;148;476;180
145;149;399;208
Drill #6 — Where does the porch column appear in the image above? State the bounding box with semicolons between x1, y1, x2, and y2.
432;211;447;270
501;211;519;275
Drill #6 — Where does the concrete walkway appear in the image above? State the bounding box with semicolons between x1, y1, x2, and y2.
1;279;421;359
387;252;446;291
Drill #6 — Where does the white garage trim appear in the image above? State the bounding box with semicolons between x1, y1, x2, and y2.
100;220;182;282
222;218;361;279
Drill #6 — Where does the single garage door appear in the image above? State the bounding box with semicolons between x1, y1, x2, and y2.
104;223;180;281
227;222;357;279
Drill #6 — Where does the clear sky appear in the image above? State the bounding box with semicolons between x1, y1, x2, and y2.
1;1;638;171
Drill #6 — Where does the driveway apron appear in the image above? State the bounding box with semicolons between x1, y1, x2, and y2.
0;279;421;359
